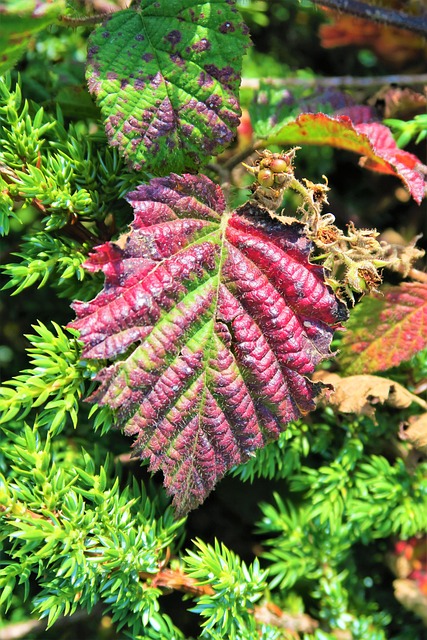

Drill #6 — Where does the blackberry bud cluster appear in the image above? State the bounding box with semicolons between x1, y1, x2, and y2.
242;148;300;210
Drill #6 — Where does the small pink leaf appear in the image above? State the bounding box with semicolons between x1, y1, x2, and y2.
70;174;347;515
339;283;427;374
266;113;426;204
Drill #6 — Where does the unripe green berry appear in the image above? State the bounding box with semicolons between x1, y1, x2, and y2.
258;168;274;188
274;173;288;185
269;157;290;173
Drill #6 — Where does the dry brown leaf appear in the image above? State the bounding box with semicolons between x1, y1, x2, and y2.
393;579;427;626
313;372;427;421
400;413;427;454
319;12;427;66
254;602;318;634
368;86;427;120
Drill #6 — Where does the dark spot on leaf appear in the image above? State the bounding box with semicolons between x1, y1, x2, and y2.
192;38;211;53
142;52;154;63
198;71;215;88
87;45;99;58
170;53;185;68
204;64;237;89
101;31;110;38
186;151;200;166
211;122;233;145
107;112;124;128
134;78;146;90
181;124;194;137
206;95;222;111
106;71;119;80
165;30;182;48
123;121;133;134
120;78;129;89
135;33;144;41
219;21;235;33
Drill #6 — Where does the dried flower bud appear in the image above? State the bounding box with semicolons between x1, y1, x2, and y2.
316;226;341;246
345;262;382;294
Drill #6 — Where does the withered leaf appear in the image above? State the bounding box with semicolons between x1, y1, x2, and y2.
313;371;427;421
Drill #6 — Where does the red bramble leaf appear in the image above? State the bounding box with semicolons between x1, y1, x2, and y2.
338;283;427;374
265;114;426;204
70;174;347;515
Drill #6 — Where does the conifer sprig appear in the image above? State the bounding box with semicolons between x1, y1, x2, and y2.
0;322;85;434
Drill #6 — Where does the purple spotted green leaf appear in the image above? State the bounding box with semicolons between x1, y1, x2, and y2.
70;173;347;516
86;0;250;174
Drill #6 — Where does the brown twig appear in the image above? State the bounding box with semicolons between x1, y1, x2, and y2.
0;503;46;520
407;268;427;284
60;219;100;245
0;605;103;640
310;0;427;37
241;74;427;91
254;601;319;635
140;567;215;597
222;140;264;172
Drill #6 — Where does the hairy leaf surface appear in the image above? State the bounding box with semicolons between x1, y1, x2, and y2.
85;0;249;174
264;114;426;204
70;174;347;515
338;283;427;374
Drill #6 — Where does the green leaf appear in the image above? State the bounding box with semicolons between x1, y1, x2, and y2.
0;1;65;73
85;0;250;174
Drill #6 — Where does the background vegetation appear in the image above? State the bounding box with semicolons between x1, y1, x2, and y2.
1;1;426;639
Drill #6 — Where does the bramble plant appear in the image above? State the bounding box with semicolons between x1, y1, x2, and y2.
1;1;427;639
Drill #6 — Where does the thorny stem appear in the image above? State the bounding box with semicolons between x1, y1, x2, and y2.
59;13;111;26
289;176;313;203
310;0;427;37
